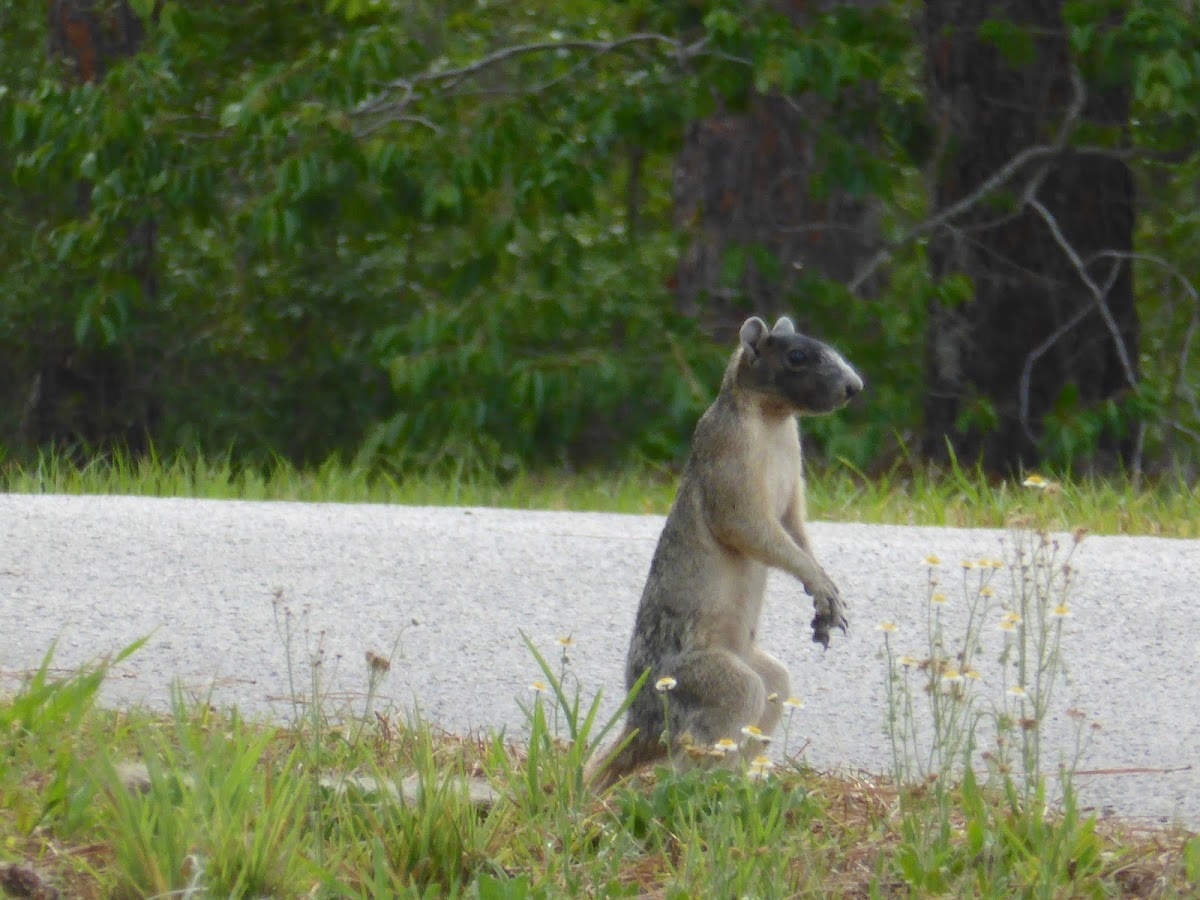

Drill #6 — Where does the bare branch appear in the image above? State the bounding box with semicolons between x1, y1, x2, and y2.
1026;197;1138;391
1072;144;1196;164
1017;304;1092;443
1169;419;1200;444
519;35;712;96
847;143;1056;292
848;64;1088;294
1013;240;1199;470
1086;249;1199;307
349;32;710;137
1087;249;1200;446
353;114;442;139
1164;293;1199;425
352;80;415;126
1017;255;1125;443
400;32;687;90
1025;197;1146;474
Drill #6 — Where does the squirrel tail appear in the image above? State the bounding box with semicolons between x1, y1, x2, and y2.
584;726;665;791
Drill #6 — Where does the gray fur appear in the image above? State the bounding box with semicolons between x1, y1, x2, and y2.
588;315;863;788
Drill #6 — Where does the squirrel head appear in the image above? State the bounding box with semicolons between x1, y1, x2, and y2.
735;316;864;416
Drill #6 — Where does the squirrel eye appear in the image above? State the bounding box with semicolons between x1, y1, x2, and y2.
786;348;807;366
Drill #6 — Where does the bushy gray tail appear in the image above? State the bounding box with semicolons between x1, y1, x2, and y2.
585;726;665;791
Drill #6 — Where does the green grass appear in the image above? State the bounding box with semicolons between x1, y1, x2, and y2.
1;640;1197;898
2;449;1198;537
2;452;1198;895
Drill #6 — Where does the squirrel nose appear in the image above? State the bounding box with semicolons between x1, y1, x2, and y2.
845;375;863;400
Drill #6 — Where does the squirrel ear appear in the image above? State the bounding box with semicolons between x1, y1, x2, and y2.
739;317;770;356
772;316;796;335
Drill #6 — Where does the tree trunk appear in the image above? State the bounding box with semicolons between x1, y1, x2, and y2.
21;0;160;455
920;0;1138;473
673;97;878;335
672;2;883;341
48;0;146;82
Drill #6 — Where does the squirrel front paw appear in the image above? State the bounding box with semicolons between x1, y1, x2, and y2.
810;586;849;649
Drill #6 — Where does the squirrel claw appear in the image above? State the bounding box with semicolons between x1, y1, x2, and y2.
811;598;848;649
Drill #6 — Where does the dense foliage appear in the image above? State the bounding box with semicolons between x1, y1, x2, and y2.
1;1;1197;475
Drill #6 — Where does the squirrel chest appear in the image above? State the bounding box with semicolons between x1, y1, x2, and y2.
756;416;803;522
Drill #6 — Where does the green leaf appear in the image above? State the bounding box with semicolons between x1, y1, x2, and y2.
74;301;92;346
53;228;80;263
219;102;245;128
327;0;375;21
1163;51;1194;90
98;315;118;346
719;244;747;289
1185;835;1200;882
703;9;741;40
935;273;974;307
127;0;158;21
477;873;533;900
978;18;1038;68
895;845;923;887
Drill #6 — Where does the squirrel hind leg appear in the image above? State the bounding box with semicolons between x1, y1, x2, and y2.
745;648;791;736
665;650;769;753
589;650;784;789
